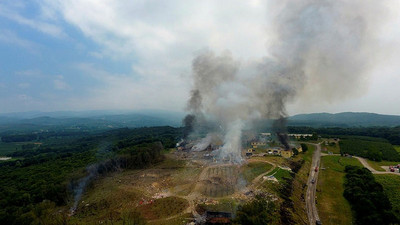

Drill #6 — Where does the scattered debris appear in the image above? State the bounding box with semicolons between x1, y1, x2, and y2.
263;175;278;182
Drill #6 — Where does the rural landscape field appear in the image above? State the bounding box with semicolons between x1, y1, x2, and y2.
2;0;400;224
1;114;400;224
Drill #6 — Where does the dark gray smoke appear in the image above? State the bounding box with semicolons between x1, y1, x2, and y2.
184;1;387;162
183;114;196;140
183;89;202;140
187;89;202;113
272;116;290;150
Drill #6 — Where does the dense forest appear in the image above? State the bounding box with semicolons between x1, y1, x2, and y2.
0;126;182;225
343;166;399;224
339;137;400;162
288;126;400;145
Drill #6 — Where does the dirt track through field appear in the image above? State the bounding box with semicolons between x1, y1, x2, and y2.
148;159;277;223
354;156;400;176
247;159;276;187
322;153;400;176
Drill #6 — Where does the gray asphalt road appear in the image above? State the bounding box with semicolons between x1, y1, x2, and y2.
306;143;321;225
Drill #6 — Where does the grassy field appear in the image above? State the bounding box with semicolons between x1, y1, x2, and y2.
149;213;192;225
0;141;43;156
241;161;273;183
265;167;292;182
138;196;188;220
70;170;143;224
197;198;239;213
321;141;340;154
252;155;288;165
0;142;23;155
374;174;400;217
317;155;362;225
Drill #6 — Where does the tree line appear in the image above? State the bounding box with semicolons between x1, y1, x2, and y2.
288;126;400;145
339;137;400;162
343;166;399;224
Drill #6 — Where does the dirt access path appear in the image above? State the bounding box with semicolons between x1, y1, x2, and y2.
247;158;276;187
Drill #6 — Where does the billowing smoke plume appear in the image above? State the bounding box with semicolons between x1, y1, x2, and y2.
183;0;386;162
183;114;196;140
273;117;290;150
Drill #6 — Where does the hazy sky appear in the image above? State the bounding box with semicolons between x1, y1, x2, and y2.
1;0;400;115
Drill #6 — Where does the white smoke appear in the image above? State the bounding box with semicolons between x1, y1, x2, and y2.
192;133;213;151
219;120;245;163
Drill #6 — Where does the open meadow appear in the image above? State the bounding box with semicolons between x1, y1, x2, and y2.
374;174;400;218
241;161;273;183
321;139;340;154
316;155;362;225
0;142;25;155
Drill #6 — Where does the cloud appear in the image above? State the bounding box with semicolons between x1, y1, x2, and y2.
18;83;30;89
15;69;45;78
43;1;268;60
33;1;270;111
1;0;400;114
68;63;187;111
0;3;66;38
18;94;32;102
53;75;70;90
0;30;37;51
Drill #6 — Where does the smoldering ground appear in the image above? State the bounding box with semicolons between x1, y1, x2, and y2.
183;0;388;162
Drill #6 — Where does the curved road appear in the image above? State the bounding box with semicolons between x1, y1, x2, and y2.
306;143;321;225
353;156;400;176
321;153;400;176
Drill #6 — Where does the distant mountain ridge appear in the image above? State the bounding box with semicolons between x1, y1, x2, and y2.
1;111;399;129
288;112;400;127
0;110;185;129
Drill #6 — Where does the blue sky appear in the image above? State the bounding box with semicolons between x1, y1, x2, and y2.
0;1;136;113
1;0;400;115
